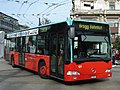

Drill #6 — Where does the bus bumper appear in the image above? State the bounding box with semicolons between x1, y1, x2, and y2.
64;72;112;82
64;62;112;82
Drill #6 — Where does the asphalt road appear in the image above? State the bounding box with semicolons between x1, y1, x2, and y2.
0;58;120;90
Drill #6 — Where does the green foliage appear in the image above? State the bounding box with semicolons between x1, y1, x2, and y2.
44;18;51;24
19;24;29;29
40;18;51;25
113;36;120;53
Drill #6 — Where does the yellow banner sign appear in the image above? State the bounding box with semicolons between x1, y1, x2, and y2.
79;24;103;30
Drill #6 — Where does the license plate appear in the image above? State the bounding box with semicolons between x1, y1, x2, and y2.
91;76;96;79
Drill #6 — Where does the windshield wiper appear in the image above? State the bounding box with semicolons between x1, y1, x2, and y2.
104;36;108;43
89;56;110;61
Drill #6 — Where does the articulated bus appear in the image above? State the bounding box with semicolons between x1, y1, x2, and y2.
5;19;112;82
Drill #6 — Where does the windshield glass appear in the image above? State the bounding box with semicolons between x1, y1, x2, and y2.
73;34;110;61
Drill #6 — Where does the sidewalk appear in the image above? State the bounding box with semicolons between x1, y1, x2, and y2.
0;57;4;61
0;58;13;71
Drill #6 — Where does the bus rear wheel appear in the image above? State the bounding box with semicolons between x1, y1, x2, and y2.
38;61;48;79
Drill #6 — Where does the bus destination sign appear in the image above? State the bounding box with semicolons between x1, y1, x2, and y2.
7;29;38;38
79;23;103;31
74;21;108;32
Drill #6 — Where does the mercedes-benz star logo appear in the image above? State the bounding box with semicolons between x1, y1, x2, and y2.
91;68;96;74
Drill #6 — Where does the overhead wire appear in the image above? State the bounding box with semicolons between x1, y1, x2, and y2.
21;0;40;25
22;14;36;25
7;0;71;26
16;0;38;26
40;0;71;22
43;1;71;16
37;0;71;17
16;14;33;26
3;0;35;26
17;0;29;14
23;0;40;15
37;3;57;17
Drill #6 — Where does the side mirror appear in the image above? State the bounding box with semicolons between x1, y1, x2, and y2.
69;27;75;39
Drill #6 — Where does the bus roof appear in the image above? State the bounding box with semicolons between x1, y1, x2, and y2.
8;19;109;33
6;19;109;38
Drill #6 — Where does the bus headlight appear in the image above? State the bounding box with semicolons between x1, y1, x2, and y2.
105;69;111;72
67;71;80;76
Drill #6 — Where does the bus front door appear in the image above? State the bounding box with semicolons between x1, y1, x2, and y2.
50;32;64;79
50;33;57;75
17;37;25;66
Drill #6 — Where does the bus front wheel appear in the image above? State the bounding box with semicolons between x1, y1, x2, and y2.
38;61;48;79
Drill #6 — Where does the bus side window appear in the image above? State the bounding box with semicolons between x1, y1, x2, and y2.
26;36;36;54
29;41;36;54
37;46;44;54
10;38;16;51
58;46;64;66
37;35;49;55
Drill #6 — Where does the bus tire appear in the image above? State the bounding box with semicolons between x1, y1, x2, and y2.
11;56;16;68
38;61;48;79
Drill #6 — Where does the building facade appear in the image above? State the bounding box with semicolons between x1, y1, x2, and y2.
70;0;120;43
0;12;19;33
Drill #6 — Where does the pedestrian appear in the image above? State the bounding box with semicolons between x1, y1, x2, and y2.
112;48;116;67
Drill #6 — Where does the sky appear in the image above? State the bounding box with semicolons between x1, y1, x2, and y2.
0;0;72;27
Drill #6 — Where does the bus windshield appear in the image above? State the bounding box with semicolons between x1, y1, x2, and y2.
73;34;111;61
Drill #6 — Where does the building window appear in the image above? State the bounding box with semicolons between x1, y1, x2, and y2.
109;2;115;10
109;23;118;27
84;1;94;9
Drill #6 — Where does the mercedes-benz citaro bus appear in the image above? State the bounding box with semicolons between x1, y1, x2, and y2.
5;19;112;82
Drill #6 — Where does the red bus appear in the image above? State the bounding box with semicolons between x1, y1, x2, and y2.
5;19;112;82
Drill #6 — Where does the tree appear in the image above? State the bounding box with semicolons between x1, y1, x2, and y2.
44;18;51;24
19;24;29;30
113;36;120;53
39;18;51;25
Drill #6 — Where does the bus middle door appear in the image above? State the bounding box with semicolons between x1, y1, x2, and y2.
18;37;25;66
